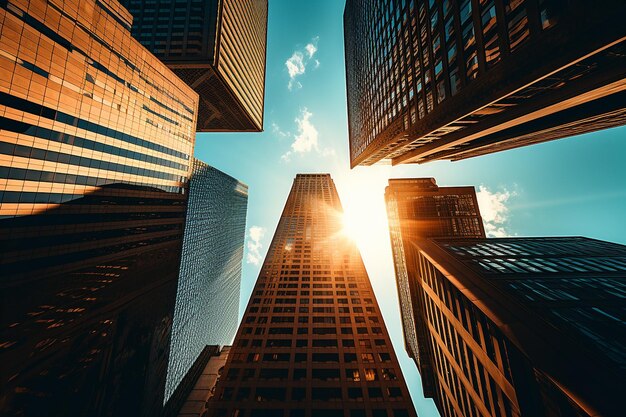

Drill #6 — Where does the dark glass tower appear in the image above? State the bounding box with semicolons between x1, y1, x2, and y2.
385;178;485;399
166;158;248;403
0;0;198;415
121;0;268;132
206;174;417;417
344;0;626;167
400;236;626;417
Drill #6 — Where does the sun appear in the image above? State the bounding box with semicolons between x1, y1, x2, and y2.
339;191;390;247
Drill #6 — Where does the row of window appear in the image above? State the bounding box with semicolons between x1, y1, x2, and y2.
220;386;404;402
212;407;411;417
238;338;388;349
249;306;377;314
231;351;393;364
241;327;384;336
226;366;398;383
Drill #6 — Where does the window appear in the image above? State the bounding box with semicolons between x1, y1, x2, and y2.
348;388;364;401
312;369;340;380
312;353;339;362
312;388;342;401
346;369;360;381
364;368;378;381
382;368;398;380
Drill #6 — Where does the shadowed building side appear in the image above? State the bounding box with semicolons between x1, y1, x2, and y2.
344;0;626;167
409;237;626;417
0;0;198;414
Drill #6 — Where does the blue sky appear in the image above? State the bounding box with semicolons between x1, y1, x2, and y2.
195;1;626;415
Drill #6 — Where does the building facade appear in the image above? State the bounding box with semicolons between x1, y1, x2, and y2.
121;0;268;132
166;158;248;403
385;178;484;399
164;345;231;417
0;0;198;415
206;174;417;417
406;236;626;417
344;0;626;167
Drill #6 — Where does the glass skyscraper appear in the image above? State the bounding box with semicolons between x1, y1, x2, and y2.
397;234;626;417
165;158;248;404
344;0;626;167
121;0;268;132
206;174;417;417
0;0;198;415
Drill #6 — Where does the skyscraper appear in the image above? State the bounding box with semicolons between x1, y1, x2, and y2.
344;0;626;167
0;0;198;414
206;174;417;417
385;178;485;398
166;158;248;404
121;0;268;132
396;234;626;417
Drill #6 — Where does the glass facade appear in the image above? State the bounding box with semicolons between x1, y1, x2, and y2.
165;158;248;404
0;0;198;415
121;0;268;132
412;236;626;417
385;178;484;401
206;174;417;417
344;0;626;167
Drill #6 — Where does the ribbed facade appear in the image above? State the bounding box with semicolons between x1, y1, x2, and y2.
344;0;626;167
410;237;626;417
0;0;198;415
206;174;417;417
121;0;268;132
385;178;484;400
165;158;248;403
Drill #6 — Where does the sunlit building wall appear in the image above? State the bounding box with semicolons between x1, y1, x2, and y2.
385;178;484;401
121;0;268;132
344;0;626;167
406;236;626;417
206;174;417;417
165;158;248;403
0;0;198;414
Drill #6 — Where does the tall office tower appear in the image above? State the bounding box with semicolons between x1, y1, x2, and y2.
121;0;268;132
0;0;198;415
206;174;417;417
344;0;626;167
166;158;248;405
385;178;484;399
400;236;626;417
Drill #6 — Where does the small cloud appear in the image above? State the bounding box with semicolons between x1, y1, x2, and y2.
476;185;517;237
281;151;292;162
285;36;320;90
305;37;319;58
271;122;289;139
285;51;305;90
291;108;318;153
280;109;338;163
246;226;266;265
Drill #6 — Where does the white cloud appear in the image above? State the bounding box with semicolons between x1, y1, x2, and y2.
285;36;319;90
246;226;266;265
291;108;318;153
280;109;339;162
476;185;517;237
271;122;289;139
305;41;318;58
